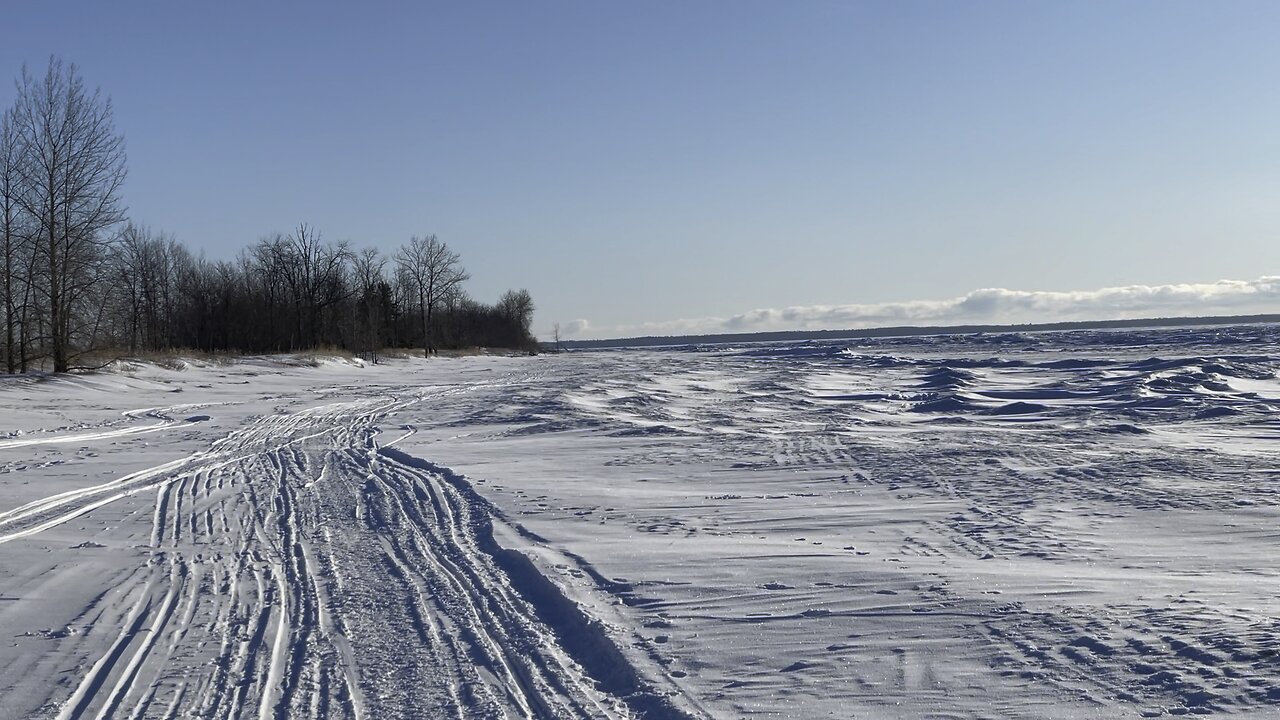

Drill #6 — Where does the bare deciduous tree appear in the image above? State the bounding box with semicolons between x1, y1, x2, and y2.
114;223;184;352
351;247;390;362
497;289;534;331
496;288;535;348
276;224;353;348
395;234;468;357
0;107;28;372
9;57;127;371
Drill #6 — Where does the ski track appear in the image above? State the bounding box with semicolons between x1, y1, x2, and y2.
7;372;676;720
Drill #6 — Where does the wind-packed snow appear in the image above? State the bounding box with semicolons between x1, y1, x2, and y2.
1;326;1279;719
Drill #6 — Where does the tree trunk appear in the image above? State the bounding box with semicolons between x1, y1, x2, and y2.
49;222;66;373
427;284;437;353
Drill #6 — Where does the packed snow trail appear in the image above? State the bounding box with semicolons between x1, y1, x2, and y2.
6;376;690;720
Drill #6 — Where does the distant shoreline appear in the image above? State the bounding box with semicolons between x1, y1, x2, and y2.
557;313;1280;350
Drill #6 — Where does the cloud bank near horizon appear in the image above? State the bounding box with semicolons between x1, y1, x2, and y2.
565;277;1280;339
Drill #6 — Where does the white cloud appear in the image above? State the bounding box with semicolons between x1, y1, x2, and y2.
561;319;590;337
587;276;1280;339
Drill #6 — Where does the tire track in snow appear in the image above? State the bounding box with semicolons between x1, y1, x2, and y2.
29;372;698;719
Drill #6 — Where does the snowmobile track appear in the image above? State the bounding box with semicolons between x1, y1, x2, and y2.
19;378;697;720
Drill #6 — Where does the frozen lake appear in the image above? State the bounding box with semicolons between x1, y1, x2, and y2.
2;324;1279;718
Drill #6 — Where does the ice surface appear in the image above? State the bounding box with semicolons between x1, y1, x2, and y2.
2;327;1279;718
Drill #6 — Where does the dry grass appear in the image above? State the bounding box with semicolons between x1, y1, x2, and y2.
370;347;506;359
75;348;236;371
295;345;357;360
66;344;534;374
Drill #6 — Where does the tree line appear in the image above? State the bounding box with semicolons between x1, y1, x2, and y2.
1;58;536;373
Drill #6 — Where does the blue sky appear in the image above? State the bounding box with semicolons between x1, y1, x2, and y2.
3;2;1279;338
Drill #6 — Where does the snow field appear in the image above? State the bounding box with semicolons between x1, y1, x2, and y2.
402;327;1280;718
0;359;692;719
1;326;1279;718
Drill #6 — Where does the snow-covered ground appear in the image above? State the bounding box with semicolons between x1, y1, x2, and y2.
2;325;1279;719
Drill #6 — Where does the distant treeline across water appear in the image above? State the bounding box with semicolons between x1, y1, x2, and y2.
559;314;1280;350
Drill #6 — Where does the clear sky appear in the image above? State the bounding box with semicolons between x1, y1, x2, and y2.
3;1;1279;339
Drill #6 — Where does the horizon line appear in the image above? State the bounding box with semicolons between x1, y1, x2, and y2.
556;312;1280;349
